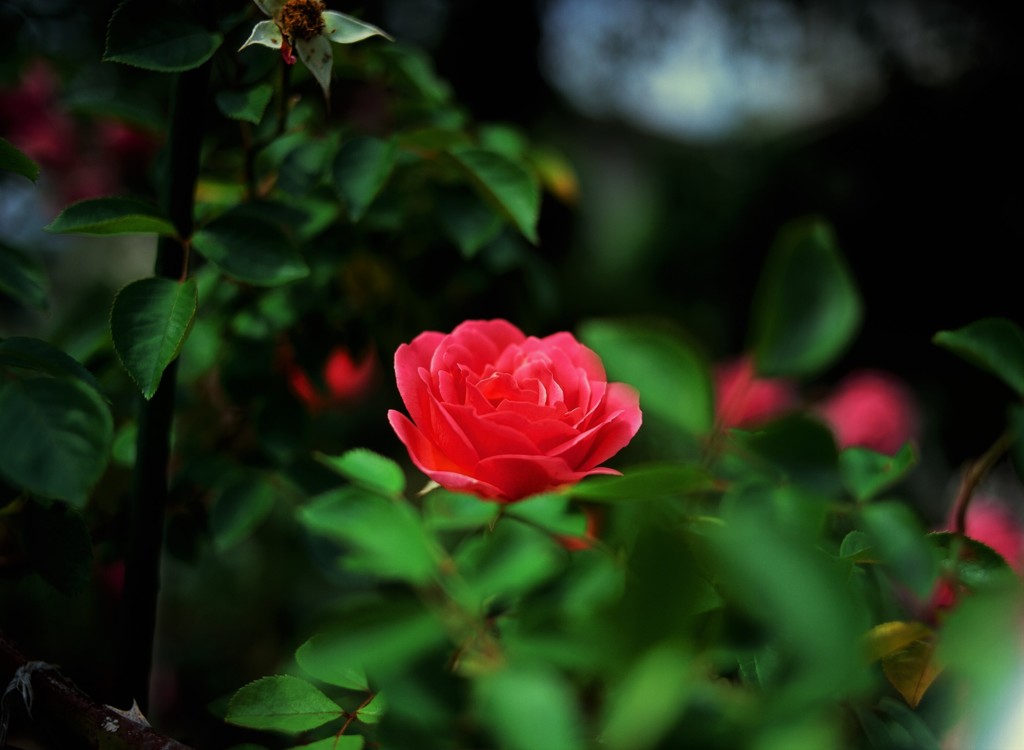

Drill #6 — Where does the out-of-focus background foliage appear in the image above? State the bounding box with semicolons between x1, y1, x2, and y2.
2;0;1022;745
6;0;1021;455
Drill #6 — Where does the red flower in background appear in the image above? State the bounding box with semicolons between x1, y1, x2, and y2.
388;319;642;502
816;370;916;455
714;355;796;429
286;345;377;411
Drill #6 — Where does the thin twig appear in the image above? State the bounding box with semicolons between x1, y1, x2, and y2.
952;429;1015;535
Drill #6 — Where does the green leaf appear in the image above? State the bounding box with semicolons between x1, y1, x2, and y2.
279;136;339;196
333;136;398;221
937;585;1022;719
44;197;177;236
210;474;277;551
506;494;587;537
288;737;364;750
475;666;584;750
452;520;564;609
437;187;504;259
0;242;47;310
709;517;871;703
0;242;46;311
839;443;917;502
0;378;113;504
839;530;874;563
215;85;273;125
299;487;439;584
110;277;198;400
449;148;540;244
1012;405;1024;482
0;137;39;182
878;697;941;750
298;655;368;692
422;489;500;530
296;600;447;686
568;463;715;501
933;318;1024;397
859;502;938;598
0;337;104;396
104;0;223;72
24;500;94;596
192;206;308;286
735;415;840;496
752;218;862;377
600;644;692;750
929;532;1016;591
226;675;342;734
355;691;386;725
579;319;713;436
315;449;405;497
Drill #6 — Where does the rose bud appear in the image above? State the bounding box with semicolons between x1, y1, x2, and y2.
714;355;796;429
388;319;642;502
816;370;916;455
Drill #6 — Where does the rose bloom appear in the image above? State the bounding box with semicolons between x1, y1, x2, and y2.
388;319;642;502
816;370;916;455
714;355;796;429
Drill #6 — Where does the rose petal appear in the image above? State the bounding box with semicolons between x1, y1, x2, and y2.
475;454;584;501
395;338;443;423
445;403;540;458
388;411;463;474
421;469;505;500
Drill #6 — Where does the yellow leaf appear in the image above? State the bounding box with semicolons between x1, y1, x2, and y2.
882;638;943;708
863;621;933;662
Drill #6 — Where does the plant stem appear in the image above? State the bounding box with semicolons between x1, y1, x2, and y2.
951;429;1015;535
116;59;210;713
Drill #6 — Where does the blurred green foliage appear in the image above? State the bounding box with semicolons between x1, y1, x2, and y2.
1;2;1023;749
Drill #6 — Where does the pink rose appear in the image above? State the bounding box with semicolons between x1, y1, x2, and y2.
817;370;916;455
714;355;796;429
388;319;642;502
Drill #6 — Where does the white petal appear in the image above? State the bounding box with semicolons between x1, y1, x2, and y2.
240;19;284;51
322;10;394;44
253;0;283;18
296;34;334;101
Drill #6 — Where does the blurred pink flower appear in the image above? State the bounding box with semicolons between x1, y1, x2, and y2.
817;370;916;455
956;497;1024;573
0;60;77;168
714;355;796;429
1;59;160;202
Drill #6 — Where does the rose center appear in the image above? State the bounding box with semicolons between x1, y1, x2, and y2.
279;0;326;41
